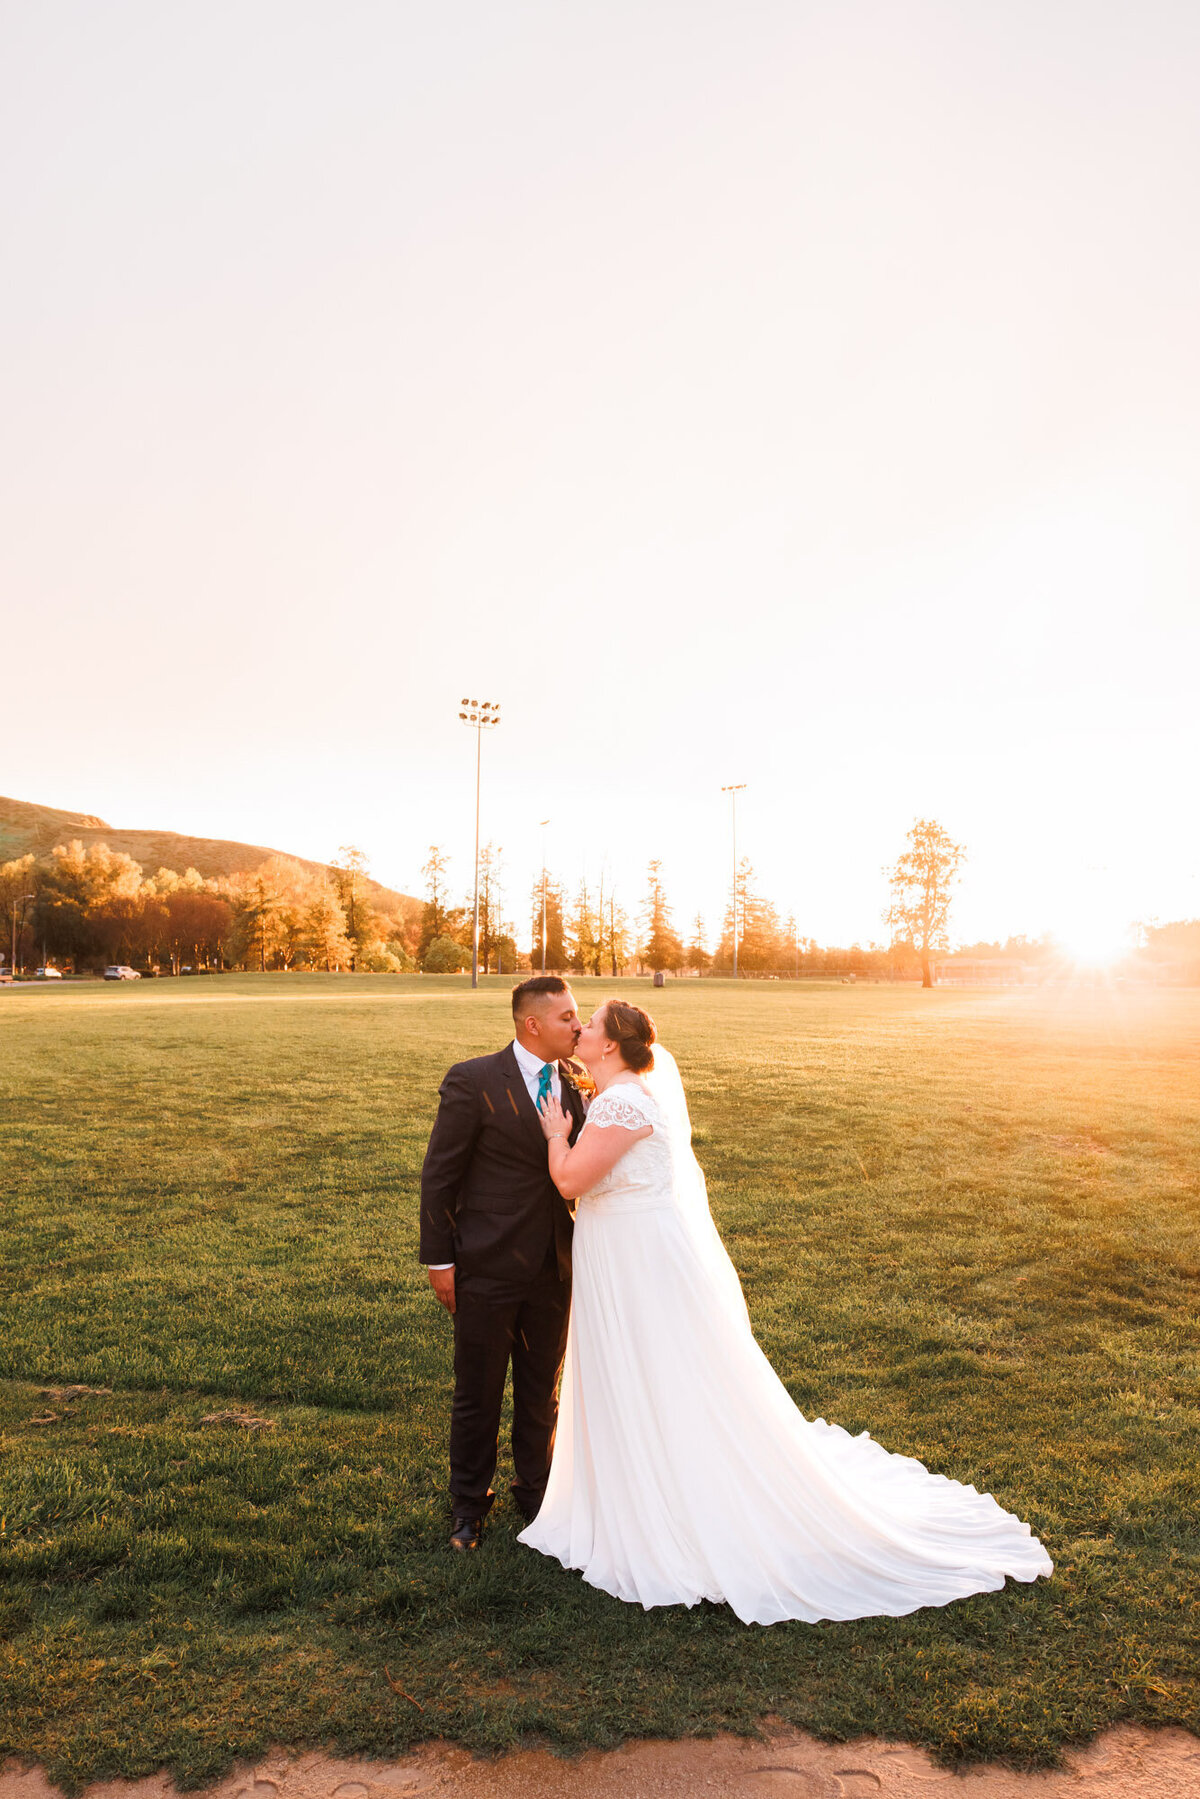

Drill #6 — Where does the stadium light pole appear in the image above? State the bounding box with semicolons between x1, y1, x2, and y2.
459;699;501;989
539;819;550;973
720;785;746;979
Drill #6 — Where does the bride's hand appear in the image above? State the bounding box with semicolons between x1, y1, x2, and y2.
538;1093;569;1142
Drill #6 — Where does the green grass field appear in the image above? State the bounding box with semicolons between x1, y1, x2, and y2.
1;975;1198;1790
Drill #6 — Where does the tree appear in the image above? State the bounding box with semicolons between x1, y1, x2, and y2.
424;933;470;973
0;855;38;973
492;932;520;974
332;845;372;971
885;818;965;988
478;843;505;974
601;887;631;976
419;847;452;962
36;840;146;970
713;858;753;973
228;863;301;971
686;912;711;975
530;875;566;971
640;862;685;972
159;888;232;973
568;875;603;976
302;885;354;971
739;887;786;973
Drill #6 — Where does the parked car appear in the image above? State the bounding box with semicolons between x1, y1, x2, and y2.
35;966;63;979
103;965;141;981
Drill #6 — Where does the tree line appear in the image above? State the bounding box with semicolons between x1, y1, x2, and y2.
0;842;419;975
0;820;962;980
10;819;1189;982
410;835;949;980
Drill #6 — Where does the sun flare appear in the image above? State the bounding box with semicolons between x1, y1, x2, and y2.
1054;919;1131;967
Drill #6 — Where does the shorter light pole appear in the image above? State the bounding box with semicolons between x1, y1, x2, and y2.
538;819;550;973
459;699;501;989
720;785;746;978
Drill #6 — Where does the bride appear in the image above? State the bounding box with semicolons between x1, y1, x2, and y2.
521;998;1052;1627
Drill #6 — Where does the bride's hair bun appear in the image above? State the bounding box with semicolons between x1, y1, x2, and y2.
602;999;657;1073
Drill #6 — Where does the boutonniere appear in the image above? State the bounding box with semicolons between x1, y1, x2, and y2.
559;1057;597;1100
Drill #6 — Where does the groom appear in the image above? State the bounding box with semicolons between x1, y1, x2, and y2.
420;976;587;1551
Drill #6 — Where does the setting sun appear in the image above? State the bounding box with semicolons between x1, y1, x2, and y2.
1054;918;1132;968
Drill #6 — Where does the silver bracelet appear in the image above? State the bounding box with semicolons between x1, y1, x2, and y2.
547;1132;566;1140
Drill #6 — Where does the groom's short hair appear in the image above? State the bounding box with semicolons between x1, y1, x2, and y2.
512;975;569;1020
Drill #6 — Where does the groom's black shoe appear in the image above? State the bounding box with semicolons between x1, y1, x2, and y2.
449;1514;482;1552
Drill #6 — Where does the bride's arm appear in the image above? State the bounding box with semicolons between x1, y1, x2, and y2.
537;1093;651;1202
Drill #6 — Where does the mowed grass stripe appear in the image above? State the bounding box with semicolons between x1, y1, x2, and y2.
0;976;1197;1788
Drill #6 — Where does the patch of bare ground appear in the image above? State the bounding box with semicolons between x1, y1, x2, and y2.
4;1728;1200;1799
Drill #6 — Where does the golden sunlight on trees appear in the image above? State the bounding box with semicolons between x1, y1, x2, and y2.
567;875;605;977
713;860;785;974
687;912;712;975
4;838;419;976
886;819;966;988
641;861;685;973
302;885;354;973
602;890;631;978
419;847;467;966
530;874;567;973
477;843;513;974
332;846;371;972
21;815;1196;986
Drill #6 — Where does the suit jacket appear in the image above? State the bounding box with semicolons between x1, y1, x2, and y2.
419;1044;587;1286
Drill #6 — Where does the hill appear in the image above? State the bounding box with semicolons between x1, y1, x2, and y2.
0;794;421;920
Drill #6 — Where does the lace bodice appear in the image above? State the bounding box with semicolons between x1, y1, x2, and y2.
579;1082;675;1212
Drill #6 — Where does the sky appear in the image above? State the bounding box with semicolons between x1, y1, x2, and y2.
2;1;1197;954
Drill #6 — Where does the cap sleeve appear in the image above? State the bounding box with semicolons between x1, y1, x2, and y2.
587;1086;655;1131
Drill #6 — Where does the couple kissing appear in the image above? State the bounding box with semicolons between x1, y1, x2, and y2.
419;976;1052;1626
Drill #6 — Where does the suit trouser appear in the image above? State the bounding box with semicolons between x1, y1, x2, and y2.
450;1244;571;1520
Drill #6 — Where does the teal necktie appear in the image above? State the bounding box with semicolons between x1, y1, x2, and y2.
536;1063;554;1108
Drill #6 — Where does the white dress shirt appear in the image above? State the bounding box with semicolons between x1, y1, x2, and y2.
428;1041;560;1269
511;1036;562;1109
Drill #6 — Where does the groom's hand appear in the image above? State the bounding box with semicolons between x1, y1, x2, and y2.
428;1266;456;1315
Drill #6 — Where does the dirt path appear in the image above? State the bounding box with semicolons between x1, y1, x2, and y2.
5;1725;1200;1799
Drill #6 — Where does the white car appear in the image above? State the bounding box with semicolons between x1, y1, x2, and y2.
36;967;63;979
103;965;141;981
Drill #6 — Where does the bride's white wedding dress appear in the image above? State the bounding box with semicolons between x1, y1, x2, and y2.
519;1052;1052;1626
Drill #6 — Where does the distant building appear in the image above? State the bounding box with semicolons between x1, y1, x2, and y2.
933;957;1038;986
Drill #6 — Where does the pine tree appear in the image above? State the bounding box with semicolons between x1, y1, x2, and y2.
714;858;752;973
640;861;685;973
332;845;372;972
568;876;603;975
713;860;788;973
530;874;567;971
739;887;785;973
601;886;630;976
686;912;711;975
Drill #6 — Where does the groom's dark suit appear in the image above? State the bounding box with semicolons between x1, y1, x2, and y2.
420;1044;586;1521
